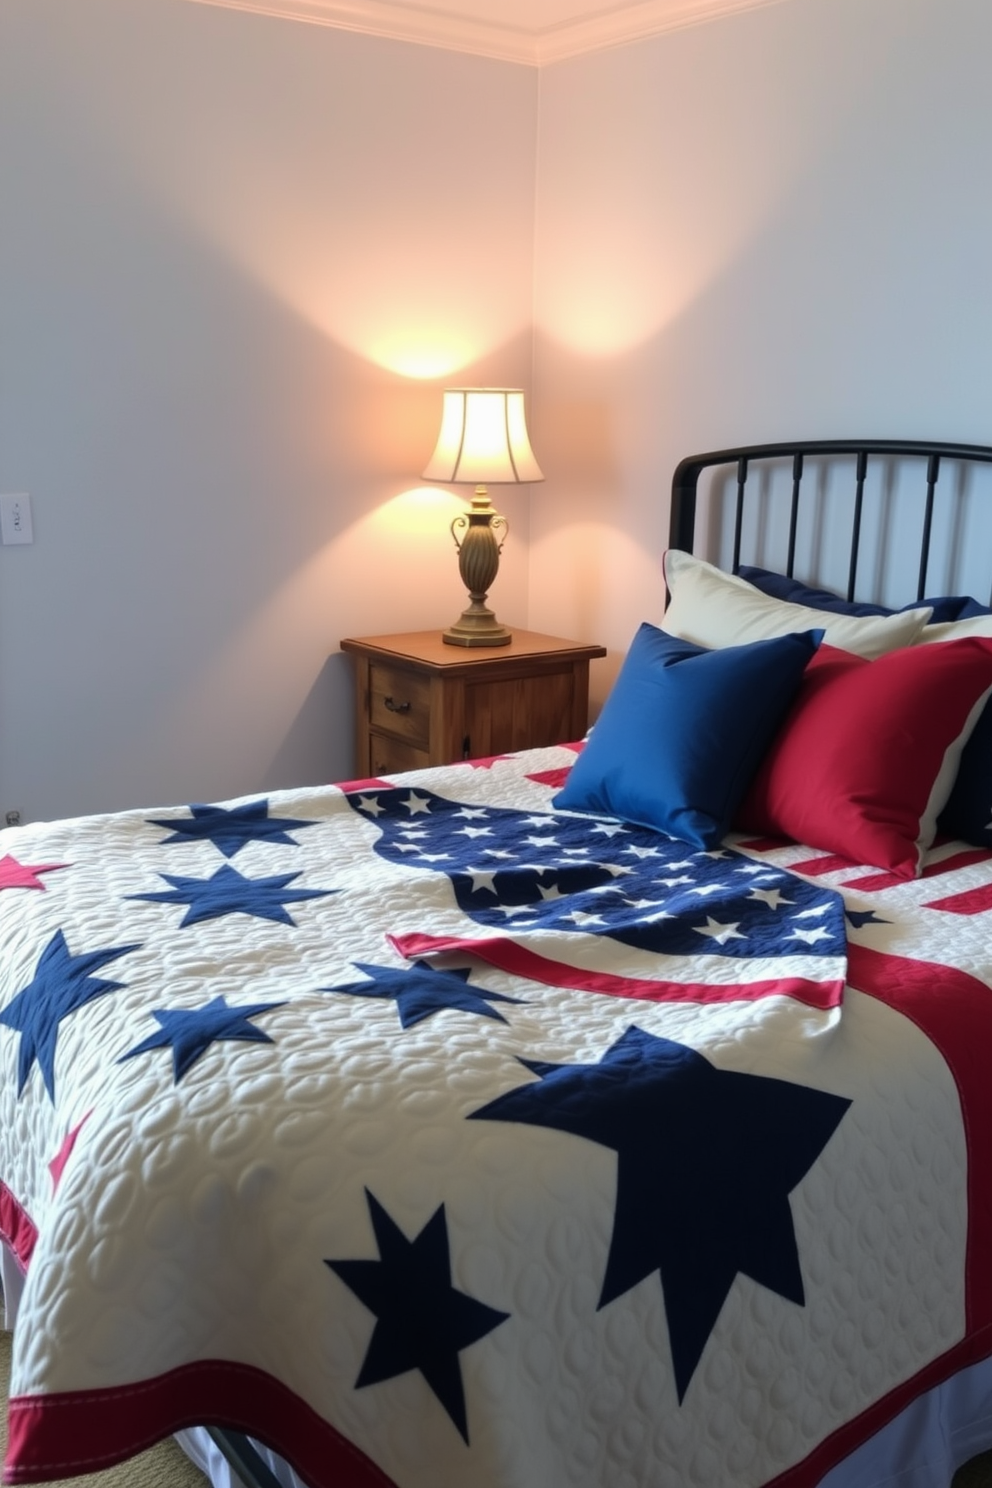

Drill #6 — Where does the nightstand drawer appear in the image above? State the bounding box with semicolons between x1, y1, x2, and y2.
369;664;431;746
370;733;431;776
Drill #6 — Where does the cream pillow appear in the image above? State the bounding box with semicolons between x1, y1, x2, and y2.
663;550;933;659
914;615;992;644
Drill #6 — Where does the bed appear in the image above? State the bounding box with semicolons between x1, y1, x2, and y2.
3;437;992;1488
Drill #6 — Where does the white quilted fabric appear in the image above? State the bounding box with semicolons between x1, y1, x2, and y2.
0;745;986;1488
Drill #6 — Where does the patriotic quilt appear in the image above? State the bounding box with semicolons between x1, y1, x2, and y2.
0;742;991;1487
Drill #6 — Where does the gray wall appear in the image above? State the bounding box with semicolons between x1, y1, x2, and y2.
0;0;538;821
7;0;992;820
529;0;992;697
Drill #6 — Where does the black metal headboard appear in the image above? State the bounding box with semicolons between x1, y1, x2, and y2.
669;440;992;604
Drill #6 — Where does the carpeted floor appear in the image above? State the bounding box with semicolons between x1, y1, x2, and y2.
2;1316;991;1487
0;1324;209;1488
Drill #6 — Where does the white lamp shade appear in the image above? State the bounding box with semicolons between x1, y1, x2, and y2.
422;388;544;485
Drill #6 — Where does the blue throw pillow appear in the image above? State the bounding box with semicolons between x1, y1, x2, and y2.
738;564;991;625
552;622;822;850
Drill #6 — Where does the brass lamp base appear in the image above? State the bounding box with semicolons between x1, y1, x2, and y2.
442;485;513;646
443;605;512;647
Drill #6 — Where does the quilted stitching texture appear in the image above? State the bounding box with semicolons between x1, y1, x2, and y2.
0;747;982;1488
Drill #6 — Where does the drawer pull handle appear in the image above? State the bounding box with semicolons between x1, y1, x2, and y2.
384;696;411;714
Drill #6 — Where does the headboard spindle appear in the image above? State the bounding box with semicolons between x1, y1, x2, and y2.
732;457;749;573
669;439;992;610
847;450;869;601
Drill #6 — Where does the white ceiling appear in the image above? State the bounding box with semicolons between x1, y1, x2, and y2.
187;0;791;65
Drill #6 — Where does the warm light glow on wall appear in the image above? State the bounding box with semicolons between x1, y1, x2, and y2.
369;486;465;536
536;219;744;357
367;339;470;382
209;243;502;377
534;50;826;358
96;104;531;379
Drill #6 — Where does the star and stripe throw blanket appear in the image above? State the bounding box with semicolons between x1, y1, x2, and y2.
0;743;990;1487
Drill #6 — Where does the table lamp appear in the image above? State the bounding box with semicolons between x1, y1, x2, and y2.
422;387;544;646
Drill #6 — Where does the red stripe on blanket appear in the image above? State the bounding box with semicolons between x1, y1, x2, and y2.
840;870;913;891
462;743;583;772
923;882;992;915
841;847;992;894
391;932;845;1010
335;778;395;793
0;1181;37;1270
934;846;992;871
783;853;859;877
847;942;992;1332
4;1359;397;1487
933;851;992;868
525;741;584;784
48;1114;92;1192
525;766;572;788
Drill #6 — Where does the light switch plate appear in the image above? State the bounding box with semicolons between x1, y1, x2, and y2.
0;494;33;545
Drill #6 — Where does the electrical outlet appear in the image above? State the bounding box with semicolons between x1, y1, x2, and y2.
5;810;21;827
0;494;33;545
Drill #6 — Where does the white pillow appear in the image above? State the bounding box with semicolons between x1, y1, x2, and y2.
663;550;933;659
914;615;992;644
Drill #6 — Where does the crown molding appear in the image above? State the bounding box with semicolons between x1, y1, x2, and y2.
184;0;792;66
185;0;542;63
537;0;790;63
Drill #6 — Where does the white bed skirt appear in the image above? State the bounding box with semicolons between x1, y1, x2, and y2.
174;1363;992;1488
0;1241;24;1332
175;1428;306;1488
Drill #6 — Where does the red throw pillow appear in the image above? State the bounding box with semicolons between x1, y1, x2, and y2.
735;638;992;879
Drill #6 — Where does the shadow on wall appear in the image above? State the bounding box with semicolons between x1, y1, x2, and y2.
0;144;535;818
2;0;538;820
261;652;355;793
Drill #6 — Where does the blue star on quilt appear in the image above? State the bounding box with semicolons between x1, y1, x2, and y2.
321;961;525;1029
326;1190;509;1442
127;864;335;927
120;994;285;1081
471;1025;851;1401
846;909;891;929
0;930;139;1102
146;799;317;858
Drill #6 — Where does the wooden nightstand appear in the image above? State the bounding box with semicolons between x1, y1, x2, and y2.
340;629;607;776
